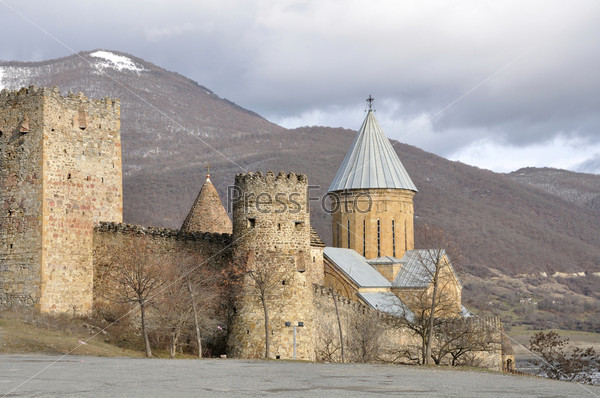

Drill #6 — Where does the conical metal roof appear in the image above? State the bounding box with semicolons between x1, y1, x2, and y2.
328;110;417;192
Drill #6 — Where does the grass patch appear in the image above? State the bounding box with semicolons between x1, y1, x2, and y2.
0;310;143;357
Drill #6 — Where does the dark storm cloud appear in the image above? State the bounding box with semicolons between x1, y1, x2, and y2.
1;0;599;173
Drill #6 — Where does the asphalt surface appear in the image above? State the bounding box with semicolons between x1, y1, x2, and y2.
1;354;598;397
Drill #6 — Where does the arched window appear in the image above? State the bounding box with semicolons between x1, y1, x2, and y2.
347;219;350;248
362;219;366;256
392;219;396;257
377;219;381;257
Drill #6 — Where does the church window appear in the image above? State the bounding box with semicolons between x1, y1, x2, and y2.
347;219;350;248
404;220;408;252
363;219;366;256
392;219;396;257
247;218;256;228
377;219;381;257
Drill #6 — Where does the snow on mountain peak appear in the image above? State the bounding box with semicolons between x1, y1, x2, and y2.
90;51;144;73
0;67;5;91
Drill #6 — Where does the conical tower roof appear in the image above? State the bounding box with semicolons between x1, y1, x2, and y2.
328;110;417;192
181;174;232;234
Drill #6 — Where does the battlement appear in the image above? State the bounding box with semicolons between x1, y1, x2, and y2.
95;221;232;245
235;171;308;186
0;85;119;110
232;170;309;221
314;284;403;322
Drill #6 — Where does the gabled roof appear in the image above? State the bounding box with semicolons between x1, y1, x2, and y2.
181;175;232;235
328;110;417;192
367;256;403;265
324;247;391;288
393;249;461;288
358;292;415;322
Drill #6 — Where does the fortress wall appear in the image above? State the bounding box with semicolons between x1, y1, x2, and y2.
313;285;503;368
313;284;417;363
0;87;45;307
92;222;232;314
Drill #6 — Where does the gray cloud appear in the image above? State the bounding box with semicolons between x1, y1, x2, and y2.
1;0;599;173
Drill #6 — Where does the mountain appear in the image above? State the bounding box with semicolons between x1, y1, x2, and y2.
2;50;598;330
507;167;600;213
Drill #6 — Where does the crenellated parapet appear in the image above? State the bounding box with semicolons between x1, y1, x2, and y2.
234;170;308;185
95;221;232;245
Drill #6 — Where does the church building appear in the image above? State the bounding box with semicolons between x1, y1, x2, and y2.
322;99;465;320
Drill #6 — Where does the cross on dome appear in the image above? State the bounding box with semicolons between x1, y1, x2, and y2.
366;95;375;111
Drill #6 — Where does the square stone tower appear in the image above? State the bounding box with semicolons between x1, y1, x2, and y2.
0;86;122;314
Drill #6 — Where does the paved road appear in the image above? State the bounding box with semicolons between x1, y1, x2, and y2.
1;354;598;397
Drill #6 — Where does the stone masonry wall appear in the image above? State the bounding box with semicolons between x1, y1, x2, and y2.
313;284;417;363
40;88;122;314
0;87;44;307
331;188;415;260
92;222;232;313
228;171;316;360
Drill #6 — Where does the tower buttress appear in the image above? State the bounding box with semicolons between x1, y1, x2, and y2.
228;171;315;360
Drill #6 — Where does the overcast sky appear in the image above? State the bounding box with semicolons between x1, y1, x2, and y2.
1;0;599;174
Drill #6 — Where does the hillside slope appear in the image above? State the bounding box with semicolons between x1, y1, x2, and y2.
2;50;598;329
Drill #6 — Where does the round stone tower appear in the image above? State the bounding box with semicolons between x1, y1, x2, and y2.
329;106;417;260
228;171;315;360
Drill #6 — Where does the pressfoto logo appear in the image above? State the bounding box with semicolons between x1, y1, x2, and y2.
227;186;373;214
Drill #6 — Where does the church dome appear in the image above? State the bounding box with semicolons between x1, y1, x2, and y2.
328;109;417;193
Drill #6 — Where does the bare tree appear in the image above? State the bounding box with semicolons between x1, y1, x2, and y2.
154;270;193;358
529;331;600;384
431;318;497;366
323;269;347;363
179;253;225;358
316;321;343;362
244;250;286;359
401;290;458;365
347;310;382;363
108;234;166;357
404;224;463;365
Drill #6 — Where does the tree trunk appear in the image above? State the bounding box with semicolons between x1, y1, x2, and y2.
187;276;203;358
421;335;427;365
261;295;270;359
424;265;440;365
170;332;178;358
332;291;345;363
140;301;152;357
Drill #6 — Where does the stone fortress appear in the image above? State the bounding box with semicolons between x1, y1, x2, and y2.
0;87;513;369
